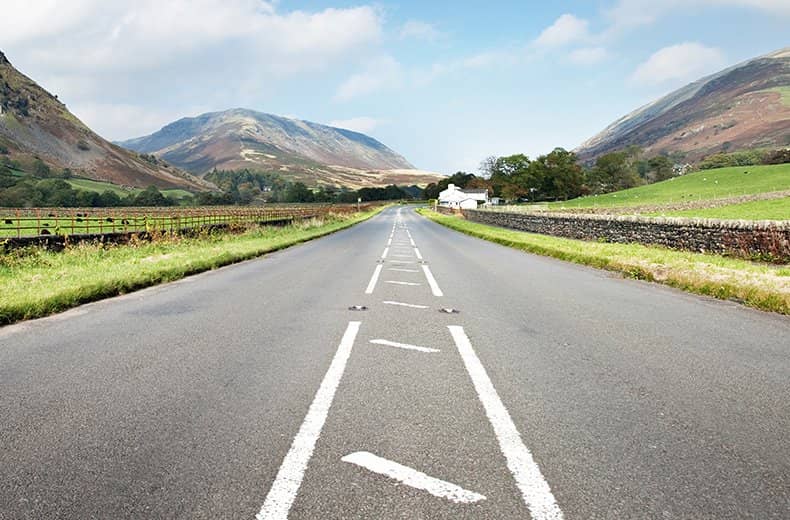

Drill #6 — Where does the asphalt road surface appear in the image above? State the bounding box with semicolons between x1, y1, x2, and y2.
1;206;788;519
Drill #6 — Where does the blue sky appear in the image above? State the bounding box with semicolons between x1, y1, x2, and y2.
2;1;789;173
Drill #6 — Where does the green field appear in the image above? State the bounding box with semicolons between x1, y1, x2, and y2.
0;207;384;325
652;196;790;220
65;178;193;199
548;163;790;210
764;86;790;106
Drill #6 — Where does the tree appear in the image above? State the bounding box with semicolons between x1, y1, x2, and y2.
587;151;641;194
33;158;51;178
133;186;172;206
537;148;584;200
646;156;674;182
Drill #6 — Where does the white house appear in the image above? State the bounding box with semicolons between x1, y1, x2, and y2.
438;184;489;209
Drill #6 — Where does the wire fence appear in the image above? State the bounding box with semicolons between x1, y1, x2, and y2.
0;204;374;239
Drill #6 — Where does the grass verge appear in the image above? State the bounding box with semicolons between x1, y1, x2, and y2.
417;209;789;315
0;207;384;326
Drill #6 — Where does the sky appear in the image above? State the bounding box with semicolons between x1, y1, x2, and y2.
1;1;789;174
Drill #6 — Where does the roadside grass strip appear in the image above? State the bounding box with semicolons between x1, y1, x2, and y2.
0;208;385;326
418;209;789;315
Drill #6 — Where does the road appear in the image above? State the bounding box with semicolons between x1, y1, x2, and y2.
1;206;788;519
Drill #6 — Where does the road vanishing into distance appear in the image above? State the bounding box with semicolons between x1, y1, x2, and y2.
1;206;788;519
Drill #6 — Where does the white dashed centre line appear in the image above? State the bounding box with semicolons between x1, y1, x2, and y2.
365;265;383;294
448;326;564;520
385;280;421;286
381;247;390;259
414;248;423;260
382;300;429;309
421;265;443;297
257;322;361;520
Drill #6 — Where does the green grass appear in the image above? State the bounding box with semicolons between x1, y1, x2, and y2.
418;209;789;315
763;86;790;106
651;196;790;220
547;163;790;209
0;207;384;325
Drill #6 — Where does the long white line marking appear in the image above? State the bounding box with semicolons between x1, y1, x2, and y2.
370;339;440;353
381;247;390;259
365;265;383;294
414;248;423;260
382;300;429;309
388;268;419;273
385;280;421;286
257;322;361;520
448;326;563;520
410;238;416;247
342;452;485;504
421;265;443;297
392;254;414;258
387;238;392;246
388;261;416;264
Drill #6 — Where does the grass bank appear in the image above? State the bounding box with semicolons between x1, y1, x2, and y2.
0;207;384;325
547;163;790;210
418;209;789;315
649;196;789;220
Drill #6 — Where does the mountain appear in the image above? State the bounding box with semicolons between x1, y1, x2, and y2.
575;48;790;163
120;109;441;188
0;51;208;191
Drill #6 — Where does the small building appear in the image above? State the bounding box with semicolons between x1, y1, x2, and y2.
438;184;489;209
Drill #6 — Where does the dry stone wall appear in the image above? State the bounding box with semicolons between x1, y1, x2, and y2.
460;209;790;262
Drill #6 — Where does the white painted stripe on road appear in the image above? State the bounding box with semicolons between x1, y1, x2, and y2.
448;326;563;520
381;247;390;259
342;451;485;504
387;238;392;246
414;248;423;260
388;260;416;264
410;237;416;247
365;265;383;294
382;301;429;309
385;280;421;286
392;254;414;258
257;322;361;520
370;339;440;353
388;268;419;273
421;265;443;297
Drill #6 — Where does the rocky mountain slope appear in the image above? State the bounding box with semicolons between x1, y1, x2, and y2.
120;109;441;188
575;48;790;163
0;51;208;190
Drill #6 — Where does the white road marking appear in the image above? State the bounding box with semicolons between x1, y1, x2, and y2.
414;248;423;260
448;326;564;520
392;254;414;258
382;300;429;309
381;247;390;259
388;260;416;264
365;265;383;294
385;280;421;286
388;268;419;273
369;339;440;353
387;238;392;246
410;238;416;247
342;451;485;504
421;265;443;297
257;322;361;520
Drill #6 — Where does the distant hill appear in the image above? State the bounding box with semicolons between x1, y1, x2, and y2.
575;48;790;163
120;109;441;188
0;51;208;191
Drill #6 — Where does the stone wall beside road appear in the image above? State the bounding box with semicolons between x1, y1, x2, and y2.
459;208;790;262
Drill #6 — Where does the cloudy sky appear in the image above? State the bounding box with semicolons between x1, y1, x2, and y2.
2;1;788;173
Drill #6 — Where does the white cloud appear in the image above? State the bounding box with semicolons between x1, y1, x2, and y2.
606;0;790;31
568;47;608;65
534;14;589;47
334;56;403;101
630;42;726;86
399;20;442;41
0;1;384;139
327;117;381;134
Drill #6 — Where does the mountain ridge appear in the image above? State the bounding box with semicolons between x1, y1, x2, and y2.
0;50;209;191
119;109;439;188
575;47;790;163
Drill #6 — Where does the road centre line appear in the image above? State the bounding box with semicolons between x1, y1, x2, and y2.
257;322;361;520
342;452;485;504
369;339;440;353
387;238;392;246
382;300;429;309
448;326;564;520
385;280;421;286
414;248;423;260
410;238;416;247
365;265;383;294
421;265;444;297
392;254;414;258
388;268;419;273
381;247;390;259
